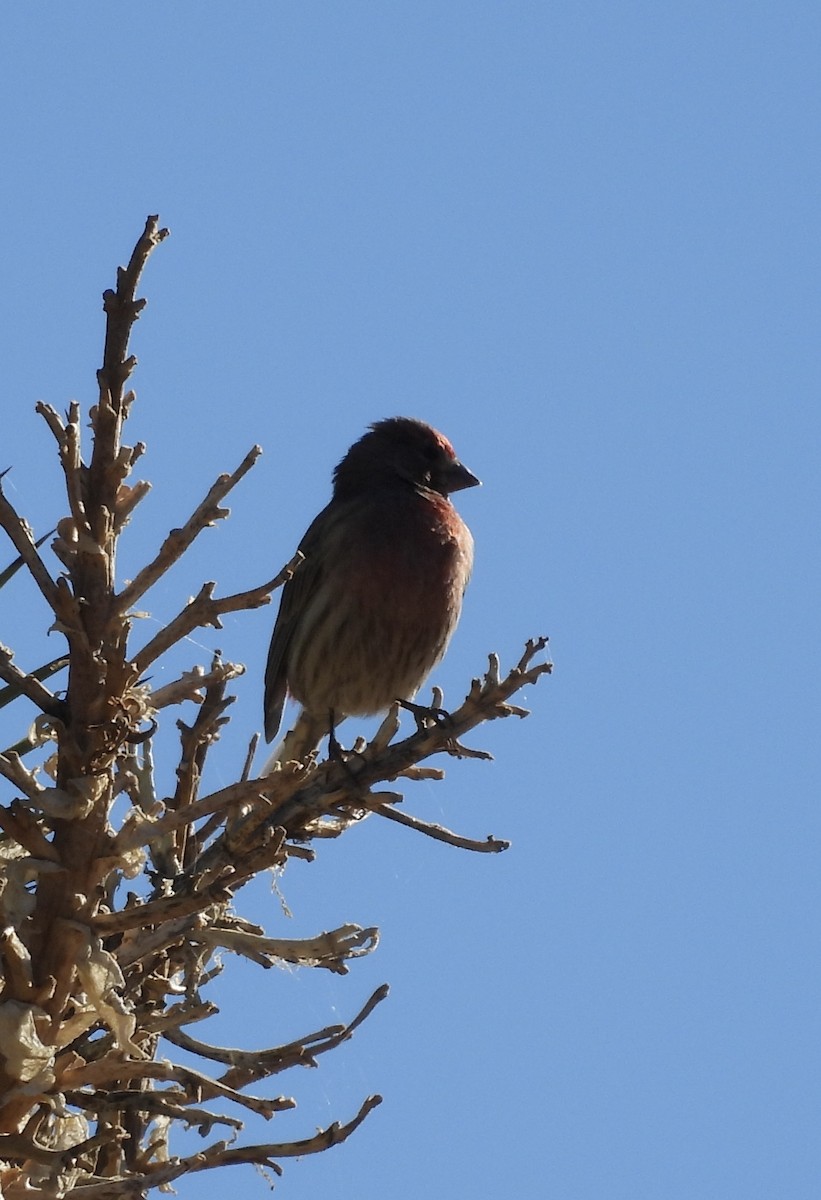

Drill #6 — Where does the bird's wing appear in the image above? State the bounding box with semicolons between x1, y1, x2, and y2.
263;502;332;741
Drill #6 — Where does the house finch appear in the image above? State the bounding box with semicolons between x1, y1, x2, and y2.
264;417;479;763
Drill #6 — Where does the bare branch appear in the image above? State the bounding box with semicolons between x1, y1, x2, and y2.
96;214;169;424
112;776;290;854
373;803;510;852
131;554;300;674
112;478;151;533
116;445;263;614
263;639;552;839
0;751;47;802
0;643;65;719
92;885;232;935
0;801;60;862
65;1088;244;1137
220;984;389;1089
161;984;388;1087
197;922;379;974
0;477;63;612
34;401;67;445
149;660;243;710
35;402;86;533
65;1094;383;1197
58;1058;295;1121
194;1091;383;1161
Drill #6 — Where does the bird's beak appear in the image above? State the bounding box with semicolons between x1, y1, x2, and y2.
445;460;481;493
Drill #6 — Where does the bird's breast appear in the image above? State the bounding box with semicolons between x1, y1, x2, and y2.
343;491;472;614
286;487;474;717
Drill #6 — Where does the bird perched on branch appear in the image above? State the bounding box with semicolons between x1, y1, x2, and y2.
264;416;480;764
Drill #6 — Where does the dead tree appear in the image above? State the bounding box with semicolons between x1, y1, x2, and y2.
0;217;550;1196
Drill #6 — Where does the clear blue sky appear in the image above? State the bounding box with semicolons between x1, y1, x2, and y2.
1;4;819;1197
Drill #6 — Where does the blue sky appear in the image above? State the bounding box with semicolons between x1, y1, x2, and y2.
1;3;819;1197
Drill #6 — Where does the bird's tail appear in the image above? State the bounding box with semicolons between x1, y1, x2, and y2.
261;709;329;774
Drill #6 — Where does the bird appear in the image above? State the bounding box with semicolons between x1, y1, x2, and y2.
263;416;480;764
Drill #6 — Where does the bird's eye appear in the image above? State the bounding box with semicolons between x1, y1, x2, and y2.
422;468;432;485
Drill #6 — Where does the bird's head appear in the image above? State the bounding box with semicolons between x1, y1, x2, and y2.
333;417;480;500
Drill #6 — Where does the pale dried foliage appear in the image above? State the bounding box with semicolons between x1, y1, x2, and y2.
0;218;550;1196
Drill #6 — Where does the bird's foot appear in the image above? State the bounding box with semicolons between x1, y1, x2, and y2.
398;698;454;732
327;723;347;762
326;714;368;791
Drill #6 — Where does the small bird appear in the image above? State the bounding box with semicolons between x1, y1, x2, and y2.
264;417;480;763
